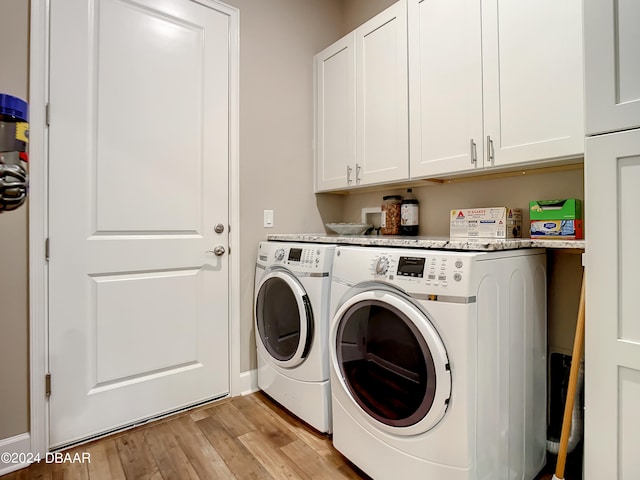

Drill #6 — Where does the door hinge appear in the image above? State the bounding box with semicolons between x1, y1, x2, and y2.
45;373;51;397
45;103;50;127
45;237;50;261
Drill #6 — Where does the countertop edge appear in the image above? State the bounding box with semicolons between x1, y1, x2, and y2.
265;234;585;251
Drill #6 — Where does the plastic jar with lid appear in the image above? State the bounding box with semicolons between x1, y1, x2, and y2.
381;195;401;235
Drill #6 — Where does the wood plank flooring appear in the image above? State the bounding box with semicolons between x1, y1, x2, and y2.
1;392;369;480
2;391;565;479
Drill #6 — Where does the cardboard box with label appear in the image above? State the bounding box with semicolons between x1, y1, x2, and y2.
529;199;583;239
450;207;522;239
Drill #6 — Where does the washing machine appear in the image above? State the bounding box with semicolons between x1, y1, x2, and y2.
329;245;547;479
254;241;335;433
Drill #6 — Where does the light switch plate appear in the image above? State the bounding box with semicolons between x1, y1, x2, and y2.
264;209;274;228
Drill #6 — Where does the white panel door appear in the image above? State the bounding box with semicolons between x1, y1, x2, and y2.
355;0;408;186
584;0;640;135
408;0;483;178
315;33;356;192
584;129;640;478
481;0;584;167
48;0;232;447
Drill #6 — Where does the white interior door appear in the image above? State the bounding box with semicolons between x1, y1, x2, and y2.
48;0;232;447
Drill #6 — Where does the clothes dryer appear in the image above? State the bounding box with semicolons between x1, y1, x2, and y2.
254;241;335;433
329;245;547;479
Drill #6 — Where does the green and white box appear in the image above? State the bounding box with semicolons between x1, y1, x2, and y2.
450;207;522;239
529;199;583;239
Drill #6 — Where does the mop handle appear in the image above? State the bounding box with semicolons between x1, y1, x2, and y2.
555;271;586;480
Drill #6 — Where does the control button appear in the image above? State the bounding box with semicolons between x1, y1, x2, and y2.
454;272;462;282
315;258;320;263
442;282;448;287
438;274;446;281
274;249;285;261
428;274;436;280
455;260;463;269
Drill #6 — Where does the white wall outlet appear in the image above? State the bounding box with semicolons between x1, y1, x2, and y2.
264;209;274;228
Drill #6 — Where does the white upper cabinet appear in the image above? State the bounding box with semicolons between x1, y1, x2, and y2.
315;1;408;192
355;1;409;187
584;0;640;135
409;0;585;179
315;34;356;191
482;0;584;168
408;0;483;178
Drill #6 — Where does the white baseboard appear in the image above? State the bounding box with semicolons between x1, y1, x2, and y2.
239;368;259;396
0;432;32;475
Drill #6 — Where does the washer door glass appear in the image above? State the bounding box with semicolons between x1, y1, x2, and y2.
334;291;451;433
256;271;313;368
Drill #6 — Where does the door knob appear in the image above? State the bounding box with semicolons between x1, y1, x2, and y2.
206;245;226;256
214;223;225;233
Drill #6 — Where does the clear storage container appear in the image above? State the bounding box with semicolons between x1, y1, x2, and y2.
381;195;401;235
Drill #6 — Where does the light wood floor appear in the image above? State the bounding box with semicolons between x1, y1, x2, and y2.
1;391;369;480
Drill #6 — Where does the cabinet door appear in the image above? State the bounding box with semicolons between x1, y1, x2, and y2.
584;0;640;135
315;33;355;192
481;0;584;168
584;129;640;479
408;0;483;178
355;1;409;186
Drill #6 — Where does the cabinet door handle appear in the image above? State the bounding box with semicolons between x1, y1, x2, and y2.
347;165;353;185
355;164;361;184
470;139;477;164
486;135;495;165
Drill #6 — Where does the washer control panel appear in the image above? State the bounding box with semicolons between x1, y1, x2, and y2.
369;251;469;291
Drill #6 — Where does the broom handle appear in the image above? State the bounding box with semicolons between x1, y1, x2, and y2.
555;270;586;479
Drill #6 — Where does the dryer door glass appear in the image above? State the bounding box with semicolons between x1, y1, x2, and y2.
256;274;313;364
336;298;441;428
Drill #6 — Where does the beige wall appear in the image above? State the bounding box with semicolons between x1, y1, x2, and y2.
340;167;585;355
342;0;398;32
0;0;30;439
223;0;344;372
224;0;401;374
224;0;409;374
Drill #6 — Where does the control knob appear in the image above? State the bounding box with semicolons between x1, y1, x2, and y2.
374;256;390;275
274;248;285;261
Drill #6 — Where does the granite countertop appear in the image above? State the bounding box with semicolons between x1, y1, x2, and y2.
266;234;585;251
